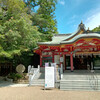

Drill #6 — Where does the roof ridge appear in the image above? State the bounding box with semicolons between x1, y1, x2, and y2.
54;33;71;36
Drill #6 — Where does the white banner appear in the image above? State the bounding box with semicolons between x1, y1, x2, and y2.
45;67;55;88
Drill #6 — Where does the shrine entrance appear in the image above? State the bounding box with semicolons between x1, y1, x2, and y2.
65;55;93;70
74;55;92;70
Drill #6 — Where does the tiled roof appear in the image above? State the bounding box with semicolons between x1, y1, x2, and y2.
37;22;100;45
38;33;71;45
61;33;100;44
38;33;100;45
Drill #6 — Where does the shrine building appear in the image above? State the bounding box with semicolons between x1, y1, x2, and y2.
34;22;100;71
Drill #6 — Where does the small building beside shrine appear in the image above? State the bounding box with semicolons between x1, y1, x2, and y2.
34;22;100;71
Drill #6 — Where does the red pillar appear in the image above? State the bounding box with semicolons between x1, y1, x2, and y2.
40;51;42;67
65;55;67;70
52;51;54;63
70;53;74;71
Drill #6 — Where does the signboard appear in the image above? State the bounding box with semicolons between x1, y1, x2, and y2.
45;67;55;88
60;57;63;62
45;63;49;67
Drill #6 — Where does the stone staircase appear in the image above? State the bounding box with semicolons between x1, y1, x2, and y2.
31;79;45;86
60;73;100;91
31;72;45;86
96;75;100;90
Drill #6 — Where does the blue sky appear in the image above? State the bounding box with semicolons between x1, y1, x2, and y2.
55;0;100;34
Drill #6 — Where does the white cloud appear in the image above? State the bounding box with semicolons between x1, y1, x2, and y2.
85;12;100;30
58;0;65;5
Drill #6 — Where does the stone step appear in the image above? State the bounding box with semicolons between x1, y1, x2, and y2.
32;79;44;81
60;74;100;91
17;80;29;84
32;81;45;84
29;71;45;86
31;79;45;86
60;82;91;85
62;78;88;80
60;86;93;89
63;75;87;77
61;80;89;82
63;77;88;80
60;83;90;85
60;84;100;87
63;77;88;78
60;84;99;90
31;84;44;86
60;84;99;86
60;88;95;91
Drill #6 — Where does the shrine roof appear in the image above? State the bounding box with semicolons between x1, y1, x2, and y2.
37;22;100;46
37;33;71;45
61;33;100;44
38;33;100;45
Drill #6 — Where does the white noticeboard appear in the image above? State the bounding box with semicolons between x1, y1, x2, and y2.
45;67;55;88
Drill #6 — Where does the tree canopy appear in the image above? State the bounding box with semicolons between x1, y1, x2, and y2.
92;26;100;33
0;0;40;58
25;0;58;41
0;0;58;67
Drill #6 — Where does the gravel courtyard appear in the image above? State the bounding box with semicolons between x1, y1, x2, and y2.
0;86;100;100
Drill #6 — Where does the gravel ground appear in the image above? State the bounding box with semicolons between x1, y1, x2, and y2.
0;86;100;100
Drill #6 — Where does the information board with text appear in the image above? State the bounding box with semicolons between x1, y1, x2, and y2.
45;67;55;88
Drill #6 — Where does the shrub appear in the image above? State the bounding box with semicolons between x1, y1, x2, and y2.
8;73;23;81
15;73;23;79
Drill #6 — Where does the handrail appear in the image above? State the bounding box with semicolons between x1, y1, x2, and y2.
87;68;98;90
29;65;40;86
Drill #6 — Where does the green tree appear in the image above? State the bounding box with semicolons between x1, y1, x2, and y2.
25;0;58;41
0;0;58;69
92;26;100;33
0;0;40;58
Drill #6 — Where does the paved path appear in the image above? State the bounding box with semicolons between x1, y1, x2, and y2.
0;81;29;87
0;86;100;100
0;81;100;100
